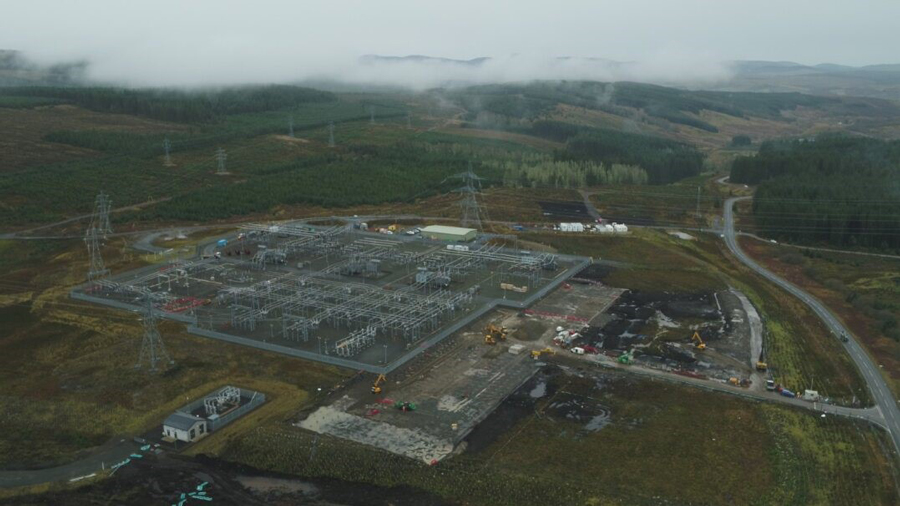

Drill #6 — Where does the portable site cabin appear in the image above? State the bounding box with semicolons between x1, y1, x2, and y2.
162;412;207;443
420;225;477;242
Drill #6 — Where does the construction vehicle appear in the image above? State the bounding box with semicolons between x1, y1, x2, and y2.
755;361;768;371
484;334;497;345
691;331;706;350
618;349;635;365
531;347;555;360
485;323;508;341
394;401;417;412
728;377;740;386
371;374;387;394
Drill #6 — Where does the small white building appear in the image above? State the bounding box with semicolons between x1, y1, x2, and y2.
162;412;207;443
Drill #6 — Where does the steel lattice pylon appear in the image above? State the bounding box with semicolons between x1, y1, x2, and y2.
455;162;489;231
137;294;173;372
84;192;111;282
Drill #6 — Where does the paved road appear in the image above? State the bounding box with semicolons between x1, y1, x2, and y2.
573;352;887;427
725;197;900;455
0;438;136;488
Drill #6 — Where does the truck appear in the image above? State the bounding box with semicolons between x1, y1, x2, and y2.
512;224;526;231
802;390;820;402
216;239;228;248
766;379;776;391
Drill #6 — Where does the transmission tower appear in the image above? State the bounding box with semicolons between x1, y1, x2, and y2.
288;115;295;138
215;147;227;174
136;293;173;372
328;121;335;148
453;162;489;231
84;192;112;282
163;137;172;166
96;192;112;236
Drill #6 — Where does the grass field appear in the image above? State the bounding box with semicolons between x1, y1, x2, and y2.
588;172;734;228
214;370;897;506
739;237;900;395
0;237;346;469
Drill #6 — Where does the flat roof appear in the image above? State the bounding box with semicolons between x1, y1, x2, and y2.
420;225;477;235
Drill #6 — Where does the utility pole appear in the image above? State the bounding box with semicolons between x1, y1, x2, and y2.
369;105;375;125
407;112;412;129
328;121;335;148
216;147;227;175
137;292;173;372
288;115;295;138
163;137;172;166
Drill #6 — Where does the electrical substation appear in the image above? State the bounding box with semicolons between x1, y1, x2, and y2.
73;219;591;373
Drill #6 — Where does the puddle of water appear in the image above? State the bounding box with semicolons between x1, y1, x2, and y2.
529;381;547;398
236;475;319;496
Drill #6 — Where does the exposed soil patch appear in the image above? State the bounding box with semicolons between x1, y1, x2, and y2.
538;201;591;220
463;367;562;453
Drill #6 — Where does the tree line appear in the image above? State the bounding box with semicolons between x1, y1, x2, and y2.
731;135;900;250
528;120;704;184
0;85;336;123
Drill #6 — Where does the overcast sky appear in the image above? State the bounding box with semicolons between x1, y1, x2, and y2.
3;0;899;87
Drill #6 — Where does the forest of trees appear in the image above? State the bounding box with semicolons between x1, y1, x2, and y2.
731;135;900;250
528;120;704;184
488;156;648;188
450;81;847;133
0;85;336;123
142;141;487;221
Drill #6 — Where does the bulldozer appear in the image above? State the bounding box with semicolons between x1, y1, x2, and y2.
371;374;387;394
530;347;556;360
691;331;707;350
485;323;508;341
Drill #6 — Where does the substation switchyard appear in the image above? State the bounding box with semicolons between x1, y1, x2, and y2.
73;221;590;373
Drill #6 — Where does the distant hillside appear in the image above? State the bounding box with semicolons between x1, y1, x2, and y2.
0;50;87;86
713;60;900;100
441;80;900;151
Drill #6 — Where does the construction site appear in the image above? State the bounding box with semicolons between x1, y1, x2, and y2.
66;192;774;466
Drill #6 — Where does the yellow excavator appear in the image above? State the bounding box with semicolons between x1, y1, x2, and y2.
691;331;707;350
485;324;508;341
530;347;556;360
484;334;497;345
371;374;387;394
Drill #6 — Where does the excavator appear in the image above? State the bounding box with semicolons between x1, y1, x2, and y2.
618;349;635;365
485;323;508;341
530;347;556;360
371;373;387;394
691;331;707;350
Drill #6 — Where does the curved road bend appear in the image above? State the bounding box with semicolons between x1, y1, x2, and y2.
725;197;900;455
